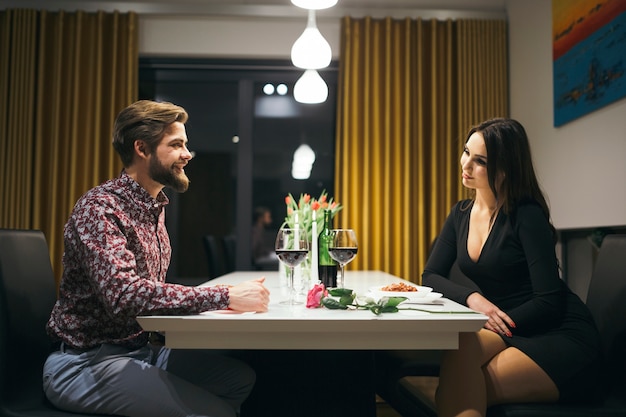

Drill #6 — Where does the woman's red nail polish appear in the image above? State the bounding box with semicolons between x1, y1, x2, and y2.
510;321;516;328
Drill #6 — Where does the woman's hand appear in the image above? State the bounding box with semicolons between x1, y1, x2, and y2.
228;277;270;312
466;292;515;337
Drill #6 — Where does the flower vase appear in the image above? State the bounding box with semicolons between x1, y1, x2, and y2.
294;252;312;302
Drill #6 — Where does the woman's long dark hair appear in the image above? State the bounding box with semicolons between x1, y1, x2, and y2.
466;118;556;240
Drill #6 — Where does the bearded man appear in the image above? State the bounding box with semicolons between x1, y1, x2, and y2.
43;100;269;417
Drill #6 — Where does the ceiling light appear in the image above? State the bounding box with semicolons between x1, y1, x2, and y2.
293;144;316;164
291;10;331;69
291;144;315;180
293;70;328;104
291;164;312;180
263;83;275;95
276;84;288;95
291;0;338;10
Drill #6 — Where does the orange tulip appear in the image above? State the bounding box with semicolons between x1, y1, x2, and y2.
311;201;321;210
285;196;291;205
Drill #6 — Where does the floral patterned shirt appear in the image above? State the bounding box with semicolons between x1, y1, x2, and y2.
46;172;229;349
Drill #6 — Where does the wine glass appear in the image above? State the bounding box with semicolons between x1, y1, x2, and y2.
328;229;358;288
275;228;310;305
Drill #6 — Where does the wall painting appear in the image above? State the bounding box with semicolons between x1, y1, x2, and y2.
552;0;626;126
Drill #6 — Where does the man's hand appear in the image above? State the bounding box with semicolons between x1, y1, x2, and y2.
228;277;270;312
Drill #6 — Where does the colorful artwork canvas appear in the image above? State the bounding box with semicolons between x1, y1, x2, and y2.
552;0;626;127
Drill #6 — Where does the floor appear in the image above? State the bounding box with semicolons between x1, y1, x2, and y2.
376;399;403;417
376;376;439;417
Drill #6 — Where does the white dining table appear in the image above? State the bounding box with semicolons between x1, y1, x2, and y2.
137;270;487;350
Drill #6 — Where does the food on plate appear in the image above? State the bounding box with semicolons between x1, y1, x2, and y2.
380;282;418;292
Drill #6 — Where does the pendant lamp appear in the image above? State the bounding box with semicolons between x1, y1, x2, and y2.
291;144;316;180
291;164;312;180
291;0;338;10
293;144;316;164
293;70;328;104
291;10;331;69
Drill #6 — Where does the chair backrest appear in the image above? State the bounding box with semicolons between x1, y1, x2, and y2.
0;229;57;406
222;234;236;273
202;235;225;279
584;234;626;389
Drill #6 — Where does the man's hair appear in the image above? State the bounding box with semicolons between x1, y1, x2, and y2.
112;100;188;167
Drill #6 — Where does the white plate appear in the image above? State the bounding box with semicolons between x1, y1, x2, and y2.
369;284;433;301
401;292;444;305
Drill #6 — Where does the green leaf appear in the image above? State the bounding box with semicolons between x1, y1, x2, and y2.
321;298;349;310
381;305;400;313
381;296;408;308
328;288;354;297
339;294;356;306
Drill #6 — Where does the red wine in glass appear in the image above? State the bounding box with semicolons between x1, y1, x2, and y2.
276;250;309;268
329;229;358;288
275;228;309;305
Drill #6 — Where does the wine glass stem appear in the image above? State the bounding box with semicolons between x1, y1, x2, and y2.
289;266;295;303
339;265;345;288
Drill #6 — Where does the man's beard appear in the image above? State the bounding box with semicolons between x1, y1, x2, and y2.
149;155;190;193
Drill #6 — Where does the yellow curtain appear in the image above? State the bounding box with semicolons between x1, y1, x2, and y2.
336;17;508;283
0;9;137;283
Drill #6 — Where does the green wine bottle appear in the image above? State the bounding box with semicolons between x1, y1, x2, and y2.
318;209;337;287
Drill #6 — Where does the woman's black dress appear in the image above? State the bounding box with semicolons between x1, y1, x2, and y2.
422;200;602;403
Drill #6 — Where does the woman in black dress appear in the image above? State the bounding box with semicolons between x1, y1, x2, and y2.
422;118;601;417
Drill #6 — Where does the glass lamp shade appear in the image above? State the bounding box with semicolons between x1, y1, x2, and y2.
293;144;316;164
293;70;328;104
291;10;331;69
291;163;312;180
291;0;338;10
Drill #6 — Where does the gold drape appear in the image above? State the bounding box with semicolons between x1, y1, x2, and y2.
336;17;508;282
0;9;137;283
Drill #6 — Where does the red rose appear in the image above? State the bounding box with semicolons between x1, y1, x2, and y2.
306;283;327;308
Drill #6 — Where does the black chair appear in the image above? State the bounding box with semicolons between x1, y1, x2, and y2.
0;228;113;417
376;235;626;417
222;234;236;273
202;234;226;279
487;233;626;417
